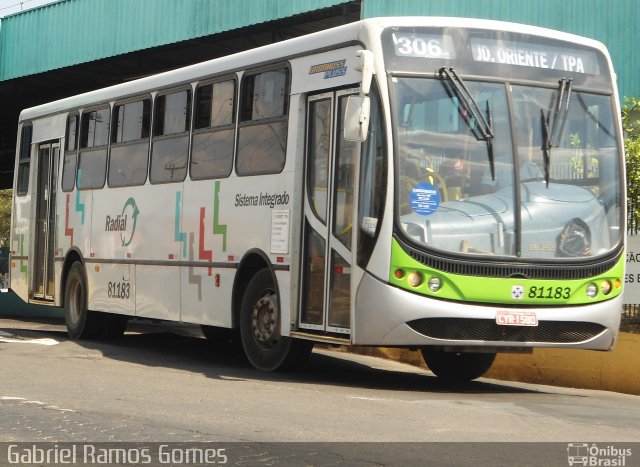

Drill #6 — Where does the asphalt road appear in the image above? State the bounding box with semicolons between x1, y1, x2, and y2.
1;316;639;466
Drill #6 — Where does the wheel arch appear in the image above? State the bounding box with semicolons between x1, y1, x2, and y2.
231;249;277;329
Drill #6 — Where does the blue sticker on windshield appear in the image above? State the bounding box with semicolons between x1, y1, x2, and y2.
409;182;440;215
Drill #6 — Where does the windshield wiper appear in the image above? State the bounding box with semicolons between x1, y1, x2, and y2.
438;67;495;179
540;78;573;187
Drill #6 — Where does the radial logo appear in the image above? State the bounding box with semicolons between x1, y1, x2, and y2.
104;197;140;247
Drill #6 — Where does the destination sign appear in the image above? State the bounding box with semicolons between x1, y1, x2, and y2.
391;32;456;59
470;37;600;75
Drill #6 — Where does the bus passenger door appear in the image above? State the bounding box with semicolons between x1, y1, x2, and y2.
300;90;359;335
32;141;60;301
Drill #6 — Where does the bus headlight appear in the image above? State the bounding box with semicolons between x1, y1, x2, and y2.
586;283;598;298
407;272;423;288
600;280;612;296
428;276;442;292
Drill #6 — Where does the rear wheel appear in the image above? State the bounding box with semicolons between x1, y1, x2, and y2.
240;268;313;371
64;262;102;339
64;262;128;339
421;348;496;382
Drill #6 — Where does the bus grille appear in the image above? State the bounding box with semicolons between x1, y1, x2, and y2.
407;318;606;343
395;236;621;280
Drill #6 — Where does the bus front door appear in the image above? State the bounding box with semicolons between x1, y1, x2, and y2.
300;90;359;335
32;142;59;301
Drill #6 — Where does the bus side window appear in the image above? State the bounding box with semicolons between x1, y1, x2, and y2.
16;124;33;196
236;67;289;176
78;107;110;190
108;98;151;187
150;89;191;184
191;78;236;180
62;113;78;192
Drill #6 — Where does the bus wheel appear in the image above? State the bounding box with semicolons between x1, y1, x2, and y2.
64;262;103;340
421;348;496;382
240;269;313;371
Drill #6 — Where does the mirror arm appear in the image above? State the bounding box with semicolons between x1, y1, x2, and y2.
356;50;375;96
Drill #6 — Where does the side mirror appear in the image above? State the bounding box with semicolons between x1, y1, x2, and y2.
343;95;370;142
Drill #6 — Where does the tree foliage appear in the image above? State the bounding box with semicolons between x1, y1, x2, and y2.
0;189;12;248
623;97;640;231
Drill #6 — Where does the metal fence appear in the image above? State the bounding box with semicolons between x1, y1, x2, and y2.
623;305;640;324
624;156;640;325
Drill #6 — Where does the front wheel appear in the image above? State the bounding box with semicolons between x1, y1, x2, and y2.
239;269;313;371
421;348;496;382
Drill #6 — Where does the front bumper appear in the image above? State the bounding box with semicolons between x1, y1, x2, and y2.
353;272;621;350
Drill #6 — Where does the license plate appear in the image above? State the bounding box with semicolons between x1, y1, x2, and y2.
496;311;538;327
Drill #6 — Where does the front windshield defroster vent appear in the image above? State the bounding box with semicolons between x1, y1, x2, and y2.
395;236;620;280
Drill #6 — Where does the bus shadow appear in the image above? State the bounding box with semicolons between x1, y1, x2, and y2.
2;317;541;395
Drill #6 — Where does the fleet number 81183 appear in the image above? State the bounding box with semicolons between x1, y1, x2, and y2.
528;285;571;300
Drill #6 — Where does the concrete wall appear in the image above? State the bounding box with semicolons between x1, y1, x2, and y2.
349;334;640;395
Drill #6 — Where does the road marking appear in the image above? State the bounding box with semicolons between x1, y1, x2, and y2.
0;337;59;346
1;395;75;413
346;395;406;403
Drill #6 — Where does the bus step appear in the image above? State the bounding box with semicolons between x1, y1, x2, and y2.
290;331;351;345
29;298;55;306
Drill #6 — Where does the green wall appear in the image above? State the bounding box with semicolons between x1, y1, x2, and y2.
362;0;639;100
2;0;637;101
0;0;347;81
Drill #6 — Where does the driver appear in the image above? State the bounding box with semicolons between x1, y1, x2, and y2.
438;157;467;200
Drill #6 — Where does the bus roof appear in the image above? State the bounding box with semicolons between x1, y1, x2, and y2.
18;16;610;122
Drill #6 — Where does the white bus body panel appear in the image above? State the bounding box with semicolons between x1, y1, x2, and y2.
179;178;233;327
30;114;66;144
10;184;31;300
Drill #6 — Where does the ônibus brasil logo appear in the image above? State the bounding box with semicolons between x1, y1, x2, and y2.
104;197;139;247
567;443;632;466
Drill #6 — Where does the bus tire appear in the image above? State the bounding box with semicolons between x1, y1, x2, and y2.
421;348;496;382
240;268;313;371
64;262;103;340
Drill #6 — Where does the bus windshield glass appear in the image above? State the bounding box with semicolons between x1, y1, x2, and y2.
391;74;621;260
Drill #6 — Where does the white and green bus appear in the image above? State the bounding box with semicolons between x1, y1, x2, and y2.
8;17;625;380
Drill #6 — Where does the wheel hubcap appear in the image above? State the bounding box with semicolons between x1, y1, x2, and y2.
251;292;278;349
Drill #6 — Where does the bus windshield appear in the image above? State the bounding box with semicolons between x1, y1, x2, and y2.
392;75;622;260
